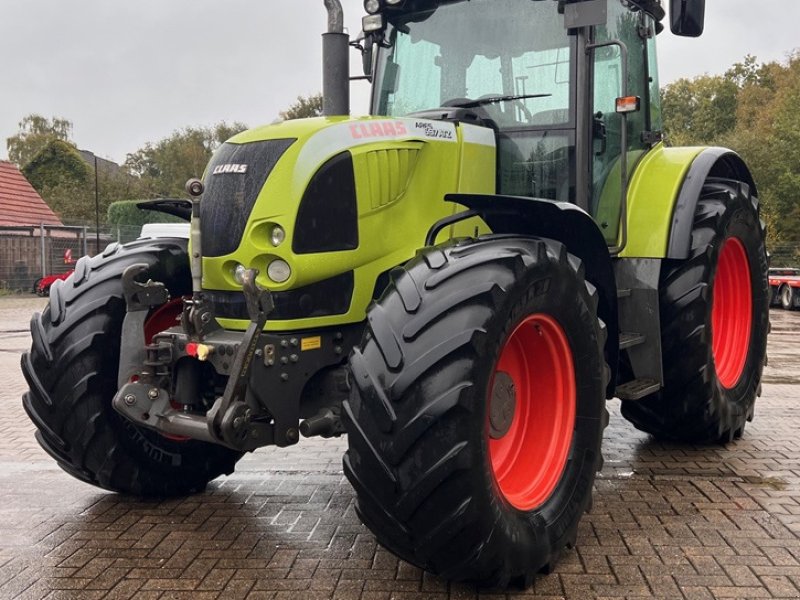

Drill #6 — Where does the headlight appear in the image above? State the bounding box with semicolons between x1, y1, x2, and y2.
362;13;385;32
364;0;381;14
233;263;247;285
270;225;286;247
267;259;292;283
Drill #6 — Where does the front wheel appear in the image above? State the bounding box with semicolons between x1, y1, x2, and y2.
344;236;608;586
21;239;242;496
621;179;769;442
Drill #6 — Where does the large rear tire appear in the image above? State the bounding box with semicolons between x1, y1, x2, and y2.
621;179;769;442
344;236;607;586
21;239;242;496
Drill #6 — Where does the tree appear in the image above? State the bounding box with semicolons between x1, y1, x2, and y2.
662;53;800;247
22;139;91;192
662;75;738;146
7;114;73;167
280;93;323;120
124;122;247;197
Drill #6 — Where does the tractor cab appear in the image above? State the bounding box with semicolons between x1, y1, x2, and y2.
362;0;679;247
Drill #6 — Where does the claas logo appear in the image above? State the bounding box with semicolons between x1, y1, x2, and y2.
212;164;248;175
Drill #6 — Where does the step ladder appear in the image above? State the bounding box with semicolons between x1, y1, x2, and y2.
614;259;664;401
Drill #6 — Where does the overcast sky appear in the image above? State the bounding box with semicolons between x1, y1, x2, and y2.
1;0;798;164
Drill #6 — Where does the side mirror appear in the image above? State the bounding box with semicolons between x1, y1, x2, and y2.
670;0;705;37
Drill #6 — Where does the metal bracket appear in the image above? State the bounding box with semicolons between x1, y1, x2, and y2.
113;382;220;446
118;264;170;387
180;294;222;340
641;130;663;146
206;269;275;448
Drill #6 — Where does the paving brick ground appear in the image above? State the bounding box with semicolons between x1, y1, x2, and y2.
1;295;799;599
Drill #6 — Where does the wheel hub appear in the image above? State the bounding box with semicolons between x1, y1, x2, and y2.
489;371;516;439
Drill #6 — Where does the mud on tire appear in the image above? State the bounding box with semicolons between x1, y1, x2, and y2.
21;239;242;496
344;236;608;586
621;178;769;442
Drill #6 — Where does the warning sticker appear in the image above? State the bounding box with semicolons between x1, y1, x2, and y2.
301;336;322;351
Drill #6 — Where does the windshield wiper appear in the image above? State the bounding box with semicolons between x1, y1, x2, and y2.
448;93;552;109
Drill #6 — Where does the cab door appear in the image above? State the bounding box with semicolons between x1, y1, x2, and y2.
590;1;662;245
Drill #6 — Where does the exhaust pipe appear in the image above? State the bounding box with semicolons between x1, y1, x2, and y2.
322;0;350;116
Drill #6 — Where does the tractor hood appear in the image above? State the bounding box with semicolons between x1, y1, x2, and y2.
200;115;496;331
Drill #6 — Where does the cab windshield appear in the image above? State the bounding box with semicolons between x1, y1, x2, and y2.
373;0;576;200
373;0;574;130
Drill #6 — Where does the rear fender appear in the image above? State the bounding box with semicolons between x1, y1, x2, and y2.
445;193;618;398
621;144;758;259
666;148;758;259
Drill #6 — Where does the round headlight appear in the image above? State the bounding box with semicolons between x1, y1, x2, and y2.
267;259;292;283
364;0;381;14
270;225;286;247
233;263;247;285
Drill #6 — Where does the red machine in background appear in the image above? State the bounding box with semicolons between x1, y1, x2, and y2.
32;248;75;297
769;268;800;310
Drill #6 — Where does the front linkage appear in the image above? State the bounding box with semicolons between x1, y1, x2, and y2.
112;263;360;451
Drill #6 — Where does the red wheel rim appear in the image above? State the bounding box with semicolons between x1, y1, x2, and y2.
488;314;576;511
144;298;183;344
711;237;752;389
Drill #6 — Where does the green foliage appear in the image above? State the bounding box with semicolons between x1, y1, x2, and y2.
7;114;73;167
662;53;800;245
22;139;91;192
662;75;738;146
107;201;183;229
124;122;247;197
280;93;323;120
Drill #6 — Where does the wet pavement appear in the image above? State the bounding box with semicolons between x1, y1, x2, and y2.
1;295;799;599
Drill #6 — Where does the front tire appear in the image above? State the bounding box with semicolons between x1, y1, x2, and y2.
344;237;607;586
621;179;769;442
21;239;242;496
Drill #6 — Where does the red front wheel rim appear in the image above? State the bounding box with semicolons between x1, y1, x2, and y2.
488;314;576;511
711;237;752;389
144;298;184;344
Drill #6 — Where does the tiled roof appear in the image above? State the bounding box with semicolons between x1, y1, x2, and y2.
0;160;63;227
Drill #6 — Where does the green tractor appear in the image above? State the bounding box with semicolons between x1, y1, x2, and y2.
22;0;769;586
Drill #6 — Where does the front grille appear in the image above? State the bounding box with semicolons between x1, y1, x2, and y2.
201;139;295;257
207;271;354;321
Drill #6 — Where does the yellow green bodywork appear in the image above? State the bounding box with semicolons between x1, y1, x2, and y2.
594;142;707;258
202;116;494;332
202;113;710;333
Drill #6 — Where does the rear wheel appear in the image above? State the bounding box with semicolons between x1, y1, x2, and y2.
621;179;769;442
21;239;242;496
344;236;607;586
780;285;795;310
